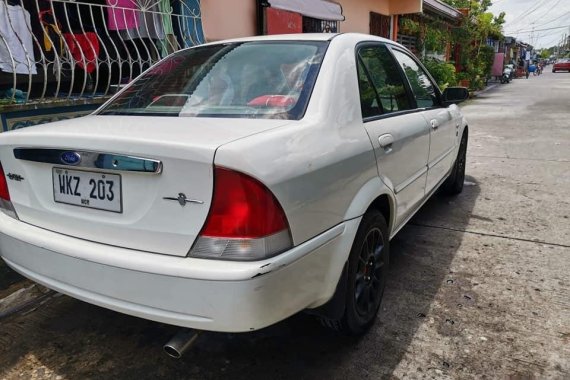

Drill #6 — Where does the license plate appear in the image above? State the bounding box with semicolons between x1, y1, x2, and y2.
52;168;122;213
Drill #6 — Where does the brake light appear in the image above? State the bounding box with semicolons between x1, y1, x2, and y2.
0;162;17;219
189;167;292;261
0;163;9;201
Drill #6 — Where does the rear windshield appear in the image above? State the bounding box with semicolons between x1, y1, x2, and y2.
99;41;328;120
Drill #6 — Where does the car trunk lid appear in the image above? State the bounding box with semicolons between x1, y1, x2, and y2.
0;115;288;256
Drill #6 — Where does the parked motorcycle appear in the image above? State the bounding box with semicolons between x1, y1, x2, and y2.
501;65;513;84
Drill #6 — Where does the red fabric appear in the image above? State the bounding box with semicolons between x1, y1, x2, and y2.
63;32;100;74
247;95;296;107
265;8;302;34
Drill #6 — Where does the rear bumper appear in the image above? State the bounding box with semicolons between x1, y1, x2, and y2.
0;214;359;332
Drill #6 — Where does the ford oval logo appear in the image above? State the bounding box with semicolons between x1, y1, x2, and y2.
60;151;81;165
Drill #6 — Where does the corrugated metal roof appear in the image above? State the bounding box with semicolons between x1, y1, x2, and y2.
423;0;463;20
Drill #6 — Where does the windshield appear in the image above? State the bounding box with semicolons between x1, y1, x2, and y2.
99;41;328;120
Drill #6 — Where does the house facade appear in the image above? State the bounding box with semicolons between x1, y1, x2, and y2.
397;0;463;60
201;0;422;41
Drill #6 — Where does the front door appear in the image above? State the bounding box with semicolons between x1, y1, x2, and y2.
357;44;430;226
391;48;456;193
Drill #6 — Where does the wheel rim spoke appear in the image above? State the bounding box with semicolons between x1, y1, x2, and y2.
354;227;386;317
355;279;365;299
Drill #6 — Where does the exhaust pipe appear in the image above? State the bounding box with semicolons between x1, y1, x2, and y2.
163;329;201;359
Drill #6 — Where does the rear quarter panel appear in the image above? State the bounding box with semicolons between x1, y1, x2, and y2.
214;35;391;245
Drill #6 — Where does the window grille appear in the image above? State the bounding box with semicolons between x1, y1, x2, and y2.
302;16;338;33
0;0;204;106
397;34;418;55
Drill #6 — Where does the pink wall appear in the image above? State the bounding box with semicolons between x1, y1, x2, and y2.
390;0;423;15
337;0;390;34
201;0;257;41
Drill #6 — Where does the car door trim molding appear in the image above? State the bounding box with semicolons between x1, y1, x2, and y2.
362;108;422;123
13;148;163;174
394;165;427;194
390;165;450;239
427;146;455;169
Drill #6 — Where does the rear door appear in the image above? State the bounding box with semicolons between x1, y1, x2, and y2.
390;48;456;193
357;43;430;226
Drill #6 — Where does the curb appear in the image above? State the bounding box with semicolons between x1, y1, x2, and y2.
471;83;500;97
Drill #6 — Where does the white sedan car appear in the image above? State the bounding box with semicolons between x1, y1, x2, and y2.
0;33;468;335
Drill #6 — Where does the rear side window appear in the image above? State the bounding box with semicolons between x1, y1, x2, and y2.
99;41;328;120
391;50;438;109
357;45;412;117
357;59;382;118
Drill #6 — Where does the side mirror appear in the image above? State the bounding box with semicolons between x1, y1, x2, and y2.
442;87;469;106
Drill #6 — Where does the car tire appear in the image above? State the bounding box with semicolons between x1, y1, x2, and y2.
320;210;389;335
442;132;468;195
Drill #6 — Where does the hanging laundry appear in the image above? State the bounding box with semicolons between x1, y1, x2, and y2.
39;9;64;54
0;2;37;74
106;0;138;31
159;0;178;56
63;32;100;73
159;0;173;35
120;3;165;41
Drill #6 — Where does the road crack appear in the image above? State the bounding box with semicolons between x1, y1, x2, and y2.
470;155;570;163
409;223;570;249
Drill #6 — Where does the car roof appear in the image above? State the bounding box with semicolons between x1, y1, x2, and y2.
200;33;400;47
201;33;338;46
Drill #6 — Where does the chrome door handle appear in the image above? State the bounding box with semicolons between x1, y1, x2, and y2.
430;119;439;130
378;134;394;150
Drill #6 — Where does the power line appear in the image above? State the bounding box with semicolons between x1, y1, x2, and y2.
505;24;570;34
532;11;570;28
540;34;565;48
514;27;568;37
510;26;569;48
527;0;564;26
504;0;550;29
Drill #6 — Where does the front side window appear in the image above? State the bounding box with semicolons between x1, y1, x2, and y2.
99;41;328;120
358;45;412;115
391;50;439;109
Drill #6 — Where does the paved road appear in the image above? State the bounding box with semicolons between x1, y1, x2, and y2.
0;70;569;379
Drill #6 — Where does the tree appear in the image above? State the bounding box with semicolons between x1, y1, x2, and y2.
441;0;506;89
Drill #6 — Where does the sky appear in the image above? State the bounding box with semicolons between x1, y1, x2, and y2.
488;0;570;49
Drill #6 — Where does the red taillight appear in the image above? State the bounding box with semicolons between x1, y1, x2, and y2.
190;167;292;261
0;162;17;219
0;163;10;201
201;167;289;238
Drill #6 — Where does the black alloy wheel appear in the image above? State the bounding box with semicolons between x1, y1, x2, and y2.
442;133;468;195
354;227;386;319
319;210;389;335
